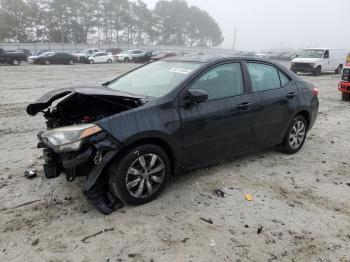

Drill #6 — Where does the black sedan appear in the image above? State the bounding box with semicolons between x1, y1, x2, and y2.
27;55;319;214
32;52;77;65
132;51;155;63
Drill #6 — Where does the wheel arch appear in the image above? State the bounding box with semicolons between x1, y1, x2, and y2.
118;136;177;175
295;110;311;129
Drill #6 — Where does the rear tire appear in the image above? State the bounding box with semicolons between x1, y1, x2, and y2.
107;59;112;63
335;65;343;74
44;60;50;65
108;144;171;205
68;60;74;65
342;92;350;101
124;57;129;63
312;66;321;76
278;115;307;154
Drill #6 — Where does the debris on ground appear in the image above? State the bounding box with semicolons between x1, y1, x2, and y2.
245;194;253;201
182;237;190;243
24;170;37;179
31;239;39;246
214;189;226;198
81;228;114;243
257;226;263;234
200;217;213;224
209;239;216;247
0;199;41;211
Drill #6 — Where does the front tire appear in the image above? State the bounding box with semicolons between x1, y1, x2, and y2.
107;59;112;63
278;115;307;154
342;92;350;101
124;57;129;63
68;60;74;65
108;144;171;205
89;59;94;64
44;60;50;65
312;66;321;76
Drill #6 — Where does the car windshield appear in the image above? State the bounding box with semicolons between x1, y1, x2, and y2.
298;49;324;58
108;61;202;97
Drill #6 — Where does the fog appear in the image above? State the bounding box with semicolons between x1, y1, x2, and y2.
145;0;350;51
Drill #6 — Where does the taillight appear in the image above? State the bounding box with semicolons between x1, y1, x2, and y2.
312;87;319;96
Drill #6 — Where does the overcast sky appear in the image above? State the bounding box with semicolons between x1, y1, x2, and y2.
144;0;350;51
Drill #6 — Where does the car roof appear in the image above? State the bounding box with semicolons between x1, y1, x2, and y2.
164;54;279;64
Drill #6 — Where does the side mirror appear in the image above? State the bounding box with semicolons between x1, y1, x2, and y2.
186;89;208;105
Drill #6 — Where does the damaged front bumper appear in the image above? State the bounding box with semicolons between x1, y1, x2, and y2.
38;130;124;214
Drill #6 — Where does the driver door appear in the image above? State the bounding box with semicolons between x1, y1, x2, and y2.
179;62;256;167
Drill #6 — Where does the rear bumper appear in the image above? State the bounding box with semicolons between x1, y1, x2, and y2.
338;82;350;94
309;97;319;130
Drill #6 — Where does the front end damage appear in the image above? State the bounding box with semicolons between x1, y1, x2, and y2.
27;86;145;214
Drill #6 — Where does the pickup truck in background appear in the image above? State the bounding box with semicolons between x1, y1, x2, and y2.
0;48;27;65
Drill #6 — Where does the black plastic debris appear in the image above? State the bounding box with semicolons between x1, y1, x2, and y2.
24;170;37;179
257;226;263;234
81;228;114;243
200;217;213;224
31;239;39;246
214;189;226;198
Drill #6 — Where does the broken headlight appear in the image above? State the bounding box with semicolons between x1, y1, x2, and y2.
41;124;102;153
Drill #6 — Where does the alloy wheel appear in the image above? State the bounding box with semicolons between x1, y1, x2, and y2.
125;154;165;199
289;121;306;149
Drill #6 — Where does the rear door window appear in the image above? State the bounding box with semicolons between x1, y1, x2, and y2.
247;63;281;92
279;71;291;87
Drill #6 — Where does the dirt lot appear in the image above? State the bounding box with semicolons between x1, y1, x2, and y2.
0;62;349;262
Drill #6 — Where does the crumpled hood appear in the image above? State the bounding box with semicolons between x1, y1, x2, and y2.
26;85;143;116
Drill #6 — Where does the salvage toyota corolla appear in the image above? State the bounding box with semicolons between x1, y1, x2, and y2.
27;55;319;214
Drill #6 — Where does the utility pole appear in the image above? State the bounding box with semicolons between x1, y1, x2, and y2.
233;27;237;51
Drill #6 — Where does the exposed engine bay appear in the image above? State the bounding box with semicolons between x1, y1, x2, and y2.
27;86;145;129
27;86;146;214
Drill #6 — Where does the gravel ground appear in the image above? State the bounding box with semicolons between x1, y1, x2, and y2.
0;62;349;262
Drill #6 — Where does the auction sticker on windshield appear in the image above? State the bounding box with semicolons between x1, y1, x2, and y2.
169;68;193;74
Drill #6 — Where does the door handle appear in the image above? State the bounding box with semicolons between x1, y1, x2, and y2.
286;92;297;99
237;102;253;110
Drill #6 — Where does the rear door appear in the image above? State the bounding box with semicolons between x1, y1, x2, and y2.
179;62;256;167
245;62;298;148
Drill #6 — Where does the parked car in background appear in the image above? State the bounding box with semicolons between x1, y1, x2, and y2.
88;52;114;64
115;50;144;62
150;51;177;61
28;52;55;64
6;49;32;57
291;48;347;76
239;52;256;57
33;49;50;56
132;51;154;63
0;48;27;65
74;48;101;63
338;65;350;101
27;55;319;214
32;52;77;65
106;48;122;55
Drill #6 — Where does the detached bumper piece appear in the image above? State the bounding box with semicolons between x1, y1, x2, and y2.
38;131;124;215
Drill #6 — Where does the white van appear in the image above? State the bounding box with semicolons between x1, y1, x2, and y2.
291;48;347;76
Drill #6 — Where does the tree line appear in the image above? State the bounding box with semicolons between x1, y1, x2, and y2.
0;0;224;47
